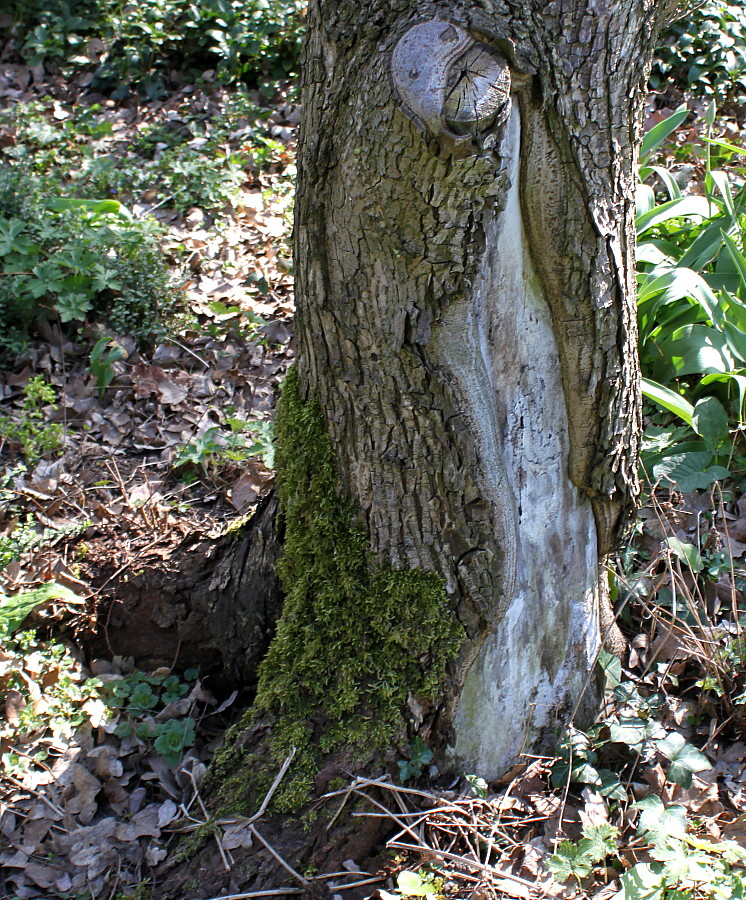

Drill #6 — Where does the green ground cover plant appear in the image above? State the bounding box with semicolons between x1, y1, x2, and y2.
102;668;199;765
0;162;181;357
0;375;65;461
548;812;746;899
174;417;274;479
0;92;286;215
2;0;306;96
544;639;746;897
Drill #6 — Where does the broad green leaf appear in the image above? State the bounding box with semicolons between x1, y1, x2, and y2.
701;371;746;423
647;165;682;201
692;396;730;452
637;266;718;319
0;583;83;638
614;862;666;900
653;452;730;492
710;170;735;215
656;731;711;788
47;198;131;219
641;378;694;426
637;196;712;236
657;324;733;377
637;240;675;267
724;322;746;365
705;100;717;129
208;300;241;319
722;231;746;299
639;105;689;167
705;137;746;157
637;184;656;219
719;289;746;332
679;217;734;273
397;871;438;898
665;537;703;573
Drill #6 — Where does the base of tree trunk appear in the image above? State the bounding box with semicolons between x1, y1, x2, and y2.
85;491;284;692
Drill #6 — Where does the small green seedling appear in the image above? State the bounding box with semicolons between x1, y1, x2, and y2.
381;868;443;900
398;735;433;782
0;376;65;462
90;336;126;399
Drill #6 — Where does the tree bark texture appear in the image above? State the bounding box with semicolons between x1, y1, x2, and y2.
293;0;666;777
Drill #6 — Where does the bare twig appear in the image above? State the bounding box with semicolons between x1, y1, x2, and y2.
200;891;303;899
249;825;309;887
351;789;428;848
249;747;296;824
166;336;210;369
331;874;386;891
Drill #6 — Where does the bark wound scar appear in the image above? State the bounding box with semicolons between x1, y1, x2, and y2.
391;21;511;142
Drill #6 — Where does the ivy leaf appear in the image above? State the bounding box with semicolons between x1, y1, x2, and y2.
609;716;649;749
550;759;601;789
655;731;711;788
598;648;622;690
597;768;627;800
545;840;594;883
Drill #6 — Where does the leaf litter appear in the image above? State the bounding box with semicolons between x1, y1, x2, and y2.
0;56;295;899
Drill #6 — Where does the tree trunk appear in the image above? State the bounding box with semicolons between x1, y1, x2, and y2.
278;0;670;780
207;1;672;810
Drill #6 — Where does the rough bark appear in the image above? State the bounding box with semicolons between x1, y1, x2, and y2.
289;0;667;777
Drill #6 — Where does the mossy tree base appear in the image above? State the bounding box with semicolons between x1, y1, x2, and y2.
206;368;462;815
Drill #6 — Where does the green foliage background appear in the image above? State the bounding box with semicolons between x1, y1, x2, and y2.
3;0;306;96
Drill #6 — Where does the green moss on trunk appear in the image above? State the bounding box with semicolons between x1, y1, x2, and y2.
209;367;462;813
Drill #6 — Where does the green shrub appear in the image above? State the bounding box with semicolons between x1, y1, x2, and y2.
0;163;182;357
652;1;746;111
2;0;306;95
